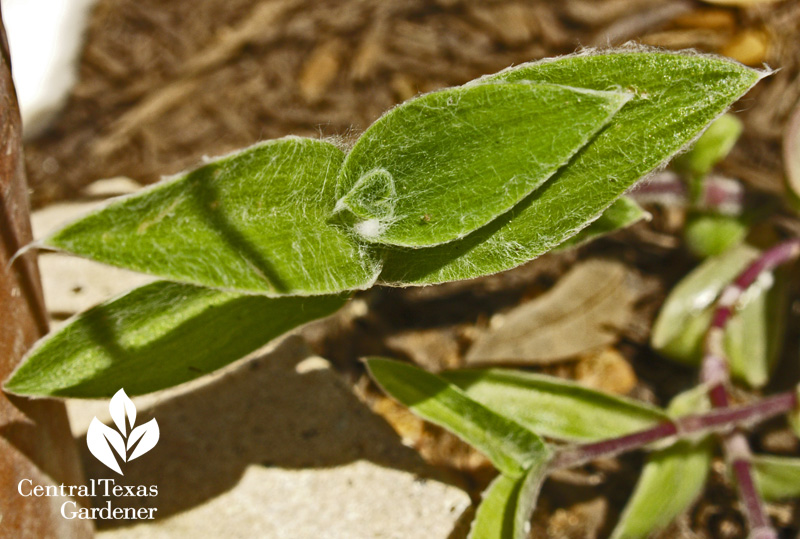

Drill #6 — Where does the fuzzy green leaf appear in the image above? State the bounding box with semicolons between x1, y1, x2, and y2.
470;464;547;539
5;281;347;397
336;82;630;248
378;51;762;285
43;137;382;296
611;389;712;539
555;196;648;251
651;244;788;387
752;455;800;501
442;369;667;442
366;359;549;477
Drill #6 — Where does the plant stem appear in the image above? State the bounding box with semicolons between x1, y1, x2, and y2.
700;237;800;539
549;390;798;470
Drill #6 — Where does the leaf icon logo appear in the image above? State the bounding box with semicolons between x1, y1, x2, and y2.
87;389;159;475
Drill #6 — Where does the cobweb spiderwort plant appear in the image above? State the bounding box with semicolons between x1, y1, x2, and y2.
5;48;793;537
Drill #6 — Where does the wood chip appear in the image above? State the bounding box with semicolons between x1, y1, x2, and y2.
299;39;344;102
466;259;640;365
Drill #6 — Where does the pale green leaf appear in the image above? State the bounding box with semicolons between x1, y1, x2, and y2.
555;196;648;251
674;113;743;180
752;455;800;501
378;51;762;285
470;475;520;539
790;385;800;438
470;464;547;539
366;358;549;476
684;213;748;258
5;281;347;397
442;369;667;442
43;137;382;296
611;389;713;539
611;439;713;538
336;82;630;248
651;244;788;387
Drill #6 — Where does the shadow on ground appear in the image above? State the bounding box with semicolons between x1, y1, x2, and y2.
75;336;464;529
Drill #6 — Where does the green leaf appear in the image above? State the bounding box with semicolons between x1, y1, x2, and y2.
470;464;547;539
43;137;382;296
790;385;800;438
555;196;648;251
610;389;713;539
684;213;748;258
611;439;713;538
752;455;800;501
674;113;743;181
366;358;549;477
378;51;762;285
441;369;667;442
651;244;787;387
336;82;630;248
5;281;347;397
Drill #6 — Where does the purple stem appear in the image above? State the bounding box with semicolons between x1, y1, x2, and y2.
700;238;800;538
550;391;798;470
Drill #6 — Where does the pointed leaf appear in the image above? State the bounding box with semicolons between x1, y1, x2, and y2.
652;244;788;387
378;51;763;285
109;388;136;436
470;464;548;539
127;418;160;461
366;358;549;477
555;196;648;251
611;389;713;539
5;281;347;397
42;137;381;296
752;455;800;501
442;369;667;442
336;82;631;247
87;417;125;474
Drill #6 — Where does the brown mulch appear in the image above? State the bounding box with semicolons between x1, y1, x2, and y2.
24;0;800;206
21;0;800;537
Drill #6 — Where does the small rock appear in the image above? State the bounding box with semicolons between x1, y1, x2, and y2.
299;39;343;102
721;29;769;66
546;497;608;539
385;327;463;372
574;347;638;395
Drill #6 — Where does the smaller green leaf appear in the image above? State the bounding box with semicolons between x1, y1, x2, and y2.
610;389;713;539
752;455;800;501
471;475;520;539
611;439;713;538
555;196;649;251
652;244;787;387
470;464;547;539
336;82;630;248
5;281;347;397
442;369;667;442
790;385;800;438
674;113;743;181
366;359;549;477
684;213;748;258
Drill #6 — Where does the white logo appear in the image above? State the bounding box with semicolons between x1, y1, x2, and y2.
87;389;159;475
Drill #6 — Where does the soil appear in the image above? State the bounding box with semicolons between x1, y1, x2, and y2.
21;0;800;537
